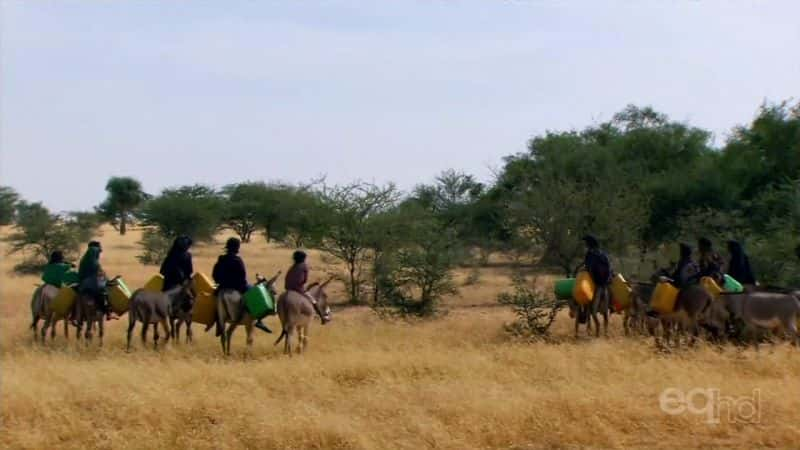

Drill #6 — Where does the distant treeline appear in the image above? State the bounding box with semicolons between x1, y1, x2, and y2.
2;99;799;311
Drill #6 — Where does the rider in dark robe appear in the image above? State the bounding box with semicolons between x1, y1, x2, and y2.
726;240;756;286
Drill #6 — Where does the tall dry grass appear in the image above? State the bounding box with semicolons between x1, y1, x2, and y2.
2;227;800;449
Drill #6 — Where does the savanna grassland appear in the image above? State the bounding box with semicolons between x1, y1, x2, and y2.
3;227;800;449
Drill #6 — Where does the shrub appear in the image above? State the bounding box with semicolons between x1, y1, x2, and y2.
5;202;94;273
136;229;171;265
498;275;566;339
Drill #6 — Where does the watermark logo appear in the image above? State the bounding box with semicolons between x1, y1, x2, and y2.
659;387;761;424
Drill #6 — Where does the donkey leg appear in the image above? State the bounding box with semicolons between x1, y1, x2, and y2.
153;322;160;350
127;318;136;352
63;316;69;339
85;317;92;344
791;320;800;348
40;315;50;342
225;323;237;356
574;314;580;339
186;320;193;344
32;315;40;342
161;319;171;344
296;326;304;354
98;318;104;347
51;316;58;341
301;326;308;353
245;323;254;351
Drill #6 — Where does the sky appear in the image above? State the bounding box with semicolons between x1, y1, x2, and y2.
1;1;798;212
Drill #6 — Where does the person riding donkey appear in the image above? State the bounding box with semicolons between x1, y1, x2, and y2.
697;237;725;285
78;241;117;321
669;243;699;289
284;250;325;317
583;235;613;306
212;237;272;334
570;235;613;337
42;251;74;288
726;240;756;289
160;235;195;312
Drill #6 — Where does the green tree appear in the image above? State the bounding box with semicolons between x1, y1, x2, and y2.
139;185;224;242
720;100;800;202
5;202;95;273
0;186;20;225
222;182;272;243
381;209;460;315
315;182;400;304
280;187;330;248
96;177;149;235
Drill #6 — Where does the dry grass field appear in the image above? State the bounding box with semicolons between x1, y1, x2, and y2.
3;227;800;449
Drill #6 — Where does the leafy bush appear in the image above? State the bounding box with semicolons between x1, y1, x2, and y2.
0;186;19;225
371;211;460;317
5;202;94;273
498;275;566;339
136;229;171;265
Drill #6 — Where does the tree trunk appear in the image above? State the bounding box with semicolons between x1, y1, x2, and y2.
120;214;127;235
348;260;358;304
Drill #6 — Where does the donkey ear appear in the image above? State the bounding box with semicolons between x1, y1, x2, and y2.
267;271;281;285
320;276;335;288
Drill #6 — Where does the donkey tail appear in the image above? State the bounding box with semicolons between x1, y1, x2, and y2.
274;329;287;346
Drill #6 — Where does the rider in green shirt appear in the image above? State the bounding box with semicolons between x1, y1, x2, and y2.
41;251;74;287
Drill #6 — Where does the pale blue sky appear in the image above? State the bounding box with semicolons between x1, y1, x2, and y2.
2;1;798;212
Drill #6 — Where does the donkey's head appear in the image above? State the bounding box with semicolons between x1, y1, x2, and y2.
307;276;334;324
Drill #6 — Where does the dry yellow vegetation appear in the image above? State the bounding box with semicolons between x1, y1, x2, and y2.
2;227;800;449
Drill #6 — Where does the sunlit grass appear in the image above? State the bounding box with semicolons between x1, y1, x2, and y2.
2;226;799;449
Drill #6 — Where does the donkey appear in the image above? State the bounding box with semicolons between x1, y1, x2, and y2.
567;287;610;339
216;272;281;356
30;284;71;342
623;282;654;336
169;286;196;344
74;276;119;346
126;280;195;351
274;277;333;356
713;291;800;350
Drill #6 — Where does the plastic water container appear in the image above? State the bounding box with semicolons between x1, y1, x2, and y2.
109;278;132;314
244;284;274;319
193;272;216;294
701;277;723;298
572;271;595;305
610;273;632;310
723;274;744;293
51;286;77;316
650;282;679;314
143;274;164;292
554;278;575;300
192;290;216;326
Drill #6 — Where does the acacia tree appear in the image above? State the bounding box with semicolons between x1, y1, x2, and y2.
280;187;330;248
96;177;148;235
139;185;225;241
505;170;649;277
315;182;400;304
222;182;272;243
0;186;19;225
5;202;98;273
389;210;459;314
